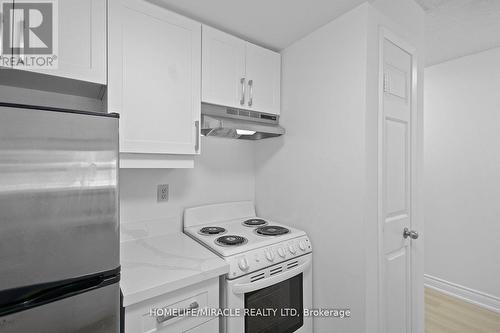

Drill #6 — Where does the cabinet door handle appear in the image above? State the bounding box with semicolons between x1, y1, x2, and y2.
156;301;200;324
194;120;200;152
248;79;253;107
240;78;246;105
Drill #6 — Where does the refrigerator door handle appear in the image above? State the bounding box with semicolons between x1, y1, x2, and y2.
0;267;120;317
28;276;105;304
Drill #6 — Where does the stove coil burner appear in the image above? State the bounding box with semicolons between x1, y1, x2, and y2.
242;218;268;227
199;226;226;235
215;235;248;247
256;225;290;236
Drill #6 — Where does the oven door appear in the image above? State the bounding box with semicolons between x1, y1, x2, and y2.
225;254;313;333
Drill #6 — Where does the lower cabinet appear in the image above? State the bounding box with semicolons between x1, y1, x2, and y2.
124;278;219;333
184;318;218;333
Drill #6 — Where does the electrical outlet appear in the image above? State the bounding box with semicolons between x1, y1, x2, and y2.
157;184;169;202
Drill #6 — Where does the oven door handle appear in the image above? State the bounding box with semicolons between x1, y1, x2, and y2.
232;260;311;294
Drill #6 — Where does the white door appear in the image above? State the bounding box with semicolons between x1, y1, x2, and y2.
108;0;201;155
244;42;281;115
12;0;107;84
202;25;246;109
379;30;422;333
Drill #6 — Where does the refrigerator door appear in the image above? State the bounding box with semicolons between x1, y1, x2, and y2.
0;105;119;291
0;282;120;333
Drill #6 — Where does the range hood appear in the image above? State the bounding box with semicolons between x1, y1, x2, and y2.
201;103;285;140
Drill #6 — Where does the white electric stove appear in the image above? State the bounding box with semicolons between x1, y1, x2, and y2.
184;201;313;333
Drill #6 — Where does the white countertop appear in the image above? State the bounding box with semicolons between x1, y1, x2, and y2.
120;232;228;307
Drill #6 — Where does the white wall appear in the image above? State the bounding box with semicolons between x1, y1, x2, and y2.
424;47;500;304
254;1;424;332
255;6;370;332
120;137;255;241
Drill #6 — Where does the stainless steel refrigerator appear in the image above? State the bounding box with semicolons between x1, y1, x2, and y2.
0;103;120;332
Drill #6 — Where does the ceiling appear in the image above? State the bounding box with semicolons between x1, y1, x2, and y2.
151;0;500;66
416;0;500;66
149;0;366;51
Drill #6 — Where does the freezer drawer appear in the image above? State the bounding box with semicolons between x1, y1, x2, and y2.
0;105;119;290
0;282;120;333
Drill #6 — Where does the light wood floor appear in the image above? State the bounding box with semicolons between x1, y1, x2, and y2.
425;287;500;333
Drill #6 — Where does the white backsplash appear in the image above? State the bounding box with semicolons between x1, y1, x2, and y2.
119;137;256;242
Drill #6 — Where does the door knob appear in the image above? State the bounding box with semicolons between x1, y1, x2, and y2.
403;228;419;240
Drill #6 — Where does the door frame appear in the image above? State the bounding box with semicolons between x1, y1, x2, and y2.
377;27;424;333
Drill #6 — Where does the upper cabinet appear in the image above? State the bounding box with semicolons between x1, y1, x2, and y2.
245;43;281;115
202;26;281;115
108;0;201;162
0;1;13;69
54;0;107;84
202;26;246;110
9;0;107;84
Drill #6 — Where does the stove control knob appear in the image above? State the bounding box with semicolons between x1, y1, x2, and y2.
288;244;297;255
299;240;307;251
265;250;275;262
238;258;249;271
277;248;286;258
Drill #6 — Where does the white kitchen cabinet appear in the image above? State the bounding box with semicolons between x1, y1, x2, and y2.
202;25;246;109
13;0;107;84
0;1;13;69
124;278;219;333
245;42;281;114
108;0;201;164
184;318;218;332
201;25;281;115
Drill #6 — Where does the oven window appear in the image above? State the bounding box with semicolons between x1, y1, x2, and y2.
244;273;303;333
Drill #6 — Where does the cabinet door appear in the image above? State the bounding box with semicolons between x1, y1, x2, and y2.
124;278;219;333
202;25;246;109
244;42;281;115
109;0;201;155
0;0;14;68
12;0;107;84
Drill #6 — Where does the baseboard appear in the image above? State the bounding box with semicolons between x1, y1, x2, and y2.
424;274;500;314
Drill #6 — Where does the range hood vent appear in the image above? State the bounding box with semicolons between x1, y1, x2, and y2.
201;103;285;140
